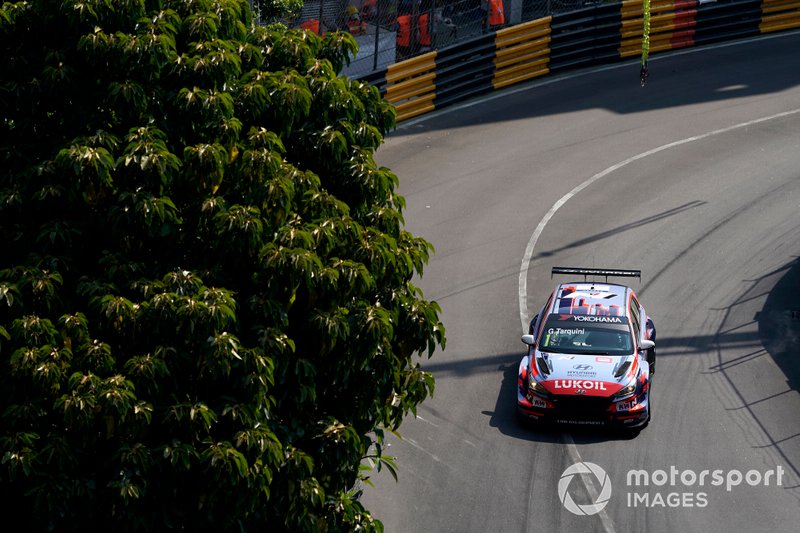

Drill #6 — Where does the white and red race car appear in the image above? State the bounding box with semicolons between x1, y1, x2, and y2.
518;267;656;429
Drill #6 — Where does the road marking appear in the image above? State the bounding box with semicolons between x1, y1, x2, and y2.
563;433;617;533
518;106;800;533
404;438;442;463
415;415;440;428
518;107;800;332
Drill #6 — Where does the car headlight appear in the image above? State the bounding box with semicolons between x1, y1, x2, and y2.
613;382;636;400
528;372;548;395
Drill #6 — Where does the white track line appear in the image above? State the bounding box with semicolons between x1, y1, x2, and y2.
517;107;800;332
563;433;617;533
518;107;800;533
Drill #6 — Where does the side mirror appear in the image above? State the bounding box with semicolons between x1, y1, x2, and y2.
521;334;536;346
639;339;655;351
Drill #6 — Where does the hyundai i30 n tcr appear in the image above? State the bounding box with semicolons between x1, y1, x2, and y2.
517;267;656;429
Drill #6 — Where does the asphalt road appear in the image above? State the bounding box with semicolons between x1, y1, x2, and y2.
361;32;800;532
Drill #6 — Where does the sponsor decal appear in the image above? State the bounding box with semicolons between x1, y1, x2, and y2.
573;285;611;292
553;380;608;391
545;378;621;396
567;371;597;377
559;315;624;323
559;355;575;360
547;327;586;335
531;396;547;409
616;401;633;412
595;356;613;363
567;363;596;378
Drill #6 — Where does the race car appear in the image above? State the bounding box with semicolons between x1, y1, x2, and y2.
517;267;656;429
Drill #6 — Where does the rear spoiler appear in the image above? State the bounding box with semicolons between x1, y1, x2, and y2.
551;267;641;282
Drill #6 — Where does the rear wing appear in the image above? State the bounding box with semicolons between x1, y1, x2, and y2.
551;267;641;282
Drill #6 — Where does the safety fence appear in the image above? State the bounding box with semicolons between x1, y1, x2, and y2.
357;0;800;121
290;0;596;78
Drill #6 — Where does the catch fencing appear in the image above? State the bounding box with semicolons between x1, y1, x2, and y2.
291;0;595;78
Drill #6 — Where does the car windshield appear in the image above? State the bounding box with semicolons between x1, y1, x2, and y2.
537;314;633;355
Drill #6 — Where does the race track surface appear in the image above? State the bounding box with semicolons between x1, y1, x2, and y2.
361;33;800;533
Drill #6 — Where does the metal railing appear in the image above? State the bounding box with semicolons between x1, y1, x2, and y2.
356;0;800;122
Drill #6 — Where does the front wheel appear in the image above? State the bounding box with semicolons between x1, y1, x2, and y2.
642;387;652;429
647;347;656;376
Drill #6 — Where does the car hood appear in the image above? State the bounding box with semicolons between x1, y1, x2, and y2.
535;349;636;396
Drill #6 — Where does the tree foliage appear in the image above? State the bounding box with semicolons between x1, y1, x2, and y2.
0;0;444;530
251;0;304;22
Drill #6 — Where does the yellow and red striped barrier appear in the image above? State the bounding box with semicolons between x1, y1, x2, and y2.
620;0;698;58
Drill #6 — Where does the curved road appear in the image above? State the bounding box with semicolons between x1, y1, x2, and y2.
362;33;800;532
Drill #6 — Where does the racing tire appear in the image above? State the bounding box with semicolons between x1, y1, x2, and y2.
647;347;656;376
641;388;652;429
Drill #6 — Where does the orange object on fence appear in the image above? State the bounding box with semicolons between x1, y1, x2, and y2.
300;18;321;35
418;13;431;46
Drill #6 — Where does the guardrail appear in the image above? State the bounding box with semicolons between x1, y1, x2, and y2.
433;35;497;110
362;0;799;123
549;3;622;72
760;0;800;33
383;52;438;121
493;17;551;90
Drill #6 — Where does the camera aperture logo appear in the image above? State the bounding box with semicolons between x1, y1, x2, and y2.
559;462;786;514
558;462;612;516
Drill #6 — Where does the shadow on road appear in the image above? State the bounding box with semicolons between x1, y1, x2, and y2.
390;32;800;136
758;257;800;393
708;258;800;486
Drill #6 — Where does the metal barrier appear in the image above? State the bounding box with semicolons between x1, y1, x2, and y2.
549;3;622;71
760;0;800;33
433;34;498;108
384;52;439;120
493;17;551;89
694;0;761;44
620;0;697;58
354;0;800;122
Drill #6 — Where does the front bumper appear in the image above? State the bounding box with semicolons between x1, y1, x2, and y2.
517;390;650;428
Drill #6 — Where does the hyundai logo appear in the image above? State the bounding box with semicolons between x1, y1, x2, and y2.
575;389;587;395
573;364;593;371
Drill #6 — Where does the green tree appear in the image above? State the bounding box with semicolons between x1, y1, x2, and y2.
251;0;304;23
0;0;444;530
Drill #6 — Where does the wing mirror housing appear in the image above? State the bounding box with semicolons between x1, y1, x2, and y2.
639;339;655;351
521;334;536;346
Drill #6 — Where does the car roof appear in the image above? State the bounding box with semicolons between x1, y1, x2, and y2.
548;282;631;318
